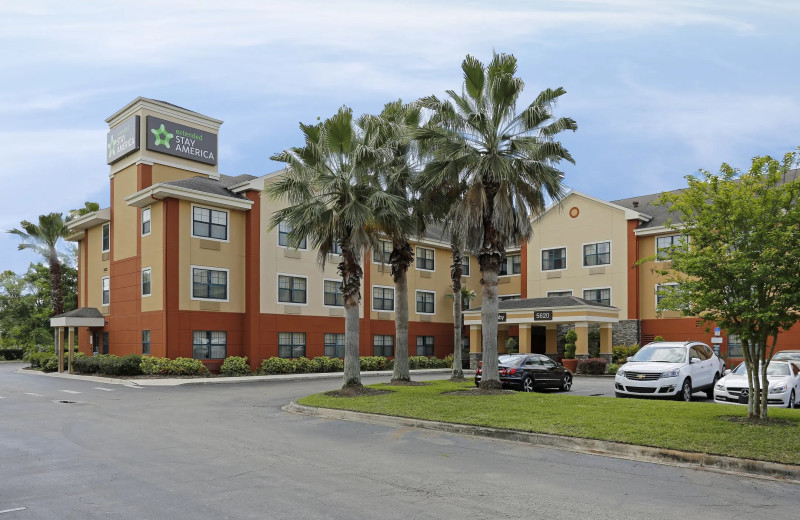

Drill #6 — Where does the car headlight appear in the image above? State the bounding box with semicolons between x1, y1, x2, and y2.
770;384;788;394
616;369;625;377
715;382;725;391
662;369;680;378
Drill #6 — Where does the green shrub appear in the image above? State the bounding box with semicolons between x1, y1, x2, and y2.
577;357;608;375
654;335;665;342
607;363;619;375
166;357;208;376
73;356;101;374
29;351;54;368
220;356;250;376
96;354;143;376
140;356;172;375
564;330;578;359
612;344;640;364
408;356;429;369
310;356;343;373
360;356;389;371
0;347;25;360
42;356;62;372
444;353;454;367
260;357;296;374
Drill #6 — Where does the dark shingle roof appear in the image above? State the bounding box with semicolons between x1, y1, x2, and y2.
163;174;257;200
53;307;104;319
470;296;616;312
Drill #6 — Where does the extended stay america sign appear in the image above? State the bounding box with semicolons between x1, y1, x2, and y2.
145;116;218;165
106;115;140;164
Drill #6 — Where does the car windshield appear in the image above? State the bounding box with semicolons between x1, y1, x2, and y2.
630;346;686;363
773;352;800;361
498;355;526;366
731;363;790;376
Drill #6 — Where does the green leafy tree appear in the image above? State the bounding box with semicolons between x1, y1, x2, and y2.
267;106;407;389
653;151;800;419
417;53;577;388
6;213;70;316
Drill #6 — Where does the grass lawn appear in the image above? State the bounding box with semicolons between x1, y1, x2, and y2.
299;380;800;465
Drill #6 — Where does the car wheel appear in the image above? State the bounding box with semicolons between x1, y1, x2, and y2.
559;374;572;391
677;378;692;402
706;373;719;400
788;390;796;409
522;376;534;393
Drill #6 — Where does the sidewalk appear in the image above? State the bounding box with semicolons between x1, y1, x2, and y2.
21;367;468;387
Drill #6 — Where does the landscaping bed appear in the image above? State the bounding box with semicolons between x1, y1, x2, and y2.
298;380;800;465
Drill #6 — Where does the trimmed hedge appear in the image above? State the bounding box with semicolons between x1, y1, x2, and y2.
0;347;25;360
220;356;250;376
577;357;608;375
258;355;452;374
140;356;208;376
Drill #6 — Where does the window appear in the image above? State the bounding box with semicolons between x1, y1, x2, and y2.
324;333;345;358
278;275;307;304
416;336;434;356
142;330;151;355
373;240;391;263
373;335;394;357
728;335;743;358
102;223;110;253
141;207;151;236
102;332;109;355
583;288;611;306
192;267;228;300
541;248;566;271
101;277;110;306
331;240;342;255
499;294;520;301
193;330;227;359
193;206;228;241
462;296;470;311
278;221;306;249
373;286;394;311
500;254;521;275
583;241;610;267
461;256;470;276
416;290;435;314
656;283;679;310
416;247;435;271
278;332;306;358
547;290;573;298
141;268;151;297
323;279;343;307
656;234;685;260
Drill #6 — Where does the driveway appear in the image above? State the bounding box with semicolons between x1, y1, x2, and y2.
0;363;792;519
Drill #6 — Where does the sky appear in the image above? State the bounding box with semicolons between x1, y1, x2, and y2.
2;0;799;274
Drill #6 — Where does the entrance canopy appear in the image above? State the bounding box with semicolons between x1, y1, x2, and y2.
50;308;105;374
464;296;620;359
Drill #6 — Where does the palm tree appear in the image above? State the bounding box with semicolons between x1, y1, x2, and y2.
7;213;70;316
417;53;577;389
445;276;477;380
267;106;407;389
67;202;100;221
371;100;422;383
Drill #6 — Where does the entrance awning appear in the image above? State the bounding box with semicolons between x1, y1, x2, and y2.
463;296;620;326
50;307;106;328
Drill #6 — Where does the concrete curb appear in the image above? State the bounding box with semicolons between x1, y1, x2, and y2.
284;401;800;484
18;368;467;387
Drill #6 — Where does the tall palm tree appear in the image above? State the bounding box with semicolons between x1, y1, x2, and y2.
7;213;70;316
267;106;407;389
372;100;422;383
417;53;577;389
67;201;100;221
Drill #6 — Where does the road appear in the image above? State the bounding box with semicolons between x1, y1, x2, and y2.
0;362;795;519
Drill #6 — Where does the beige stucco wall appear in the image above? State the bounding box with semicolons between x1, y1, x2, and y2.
637;234;683;320
111;164;139;261
527;193;630;316
140;201;164;312
178;200;246;312
151;162;201;186
84;224;110;310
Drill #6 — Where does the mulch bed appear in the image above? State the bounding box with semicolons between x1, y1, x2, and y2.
385;380;430;386
442;388;516;396
325;387;394;398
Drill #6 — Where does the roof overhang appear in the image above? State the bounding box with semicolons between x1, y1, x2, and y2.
634;224;685;237
66;208;111;232
463;304;620;326
125;183;254;211
50;316;106;328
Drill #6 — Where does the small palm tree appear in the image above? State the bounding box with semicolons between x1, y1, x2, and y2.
7;213;70;316
267;106;407;389
67;202;100;222
445;280;477;379
417;53;577;389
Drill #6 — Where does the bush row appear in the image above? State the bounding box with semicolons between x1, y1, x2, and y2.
73;355;144;376
0;347;25;360
140;356;208;376
576;357;608;375
259;355;453;375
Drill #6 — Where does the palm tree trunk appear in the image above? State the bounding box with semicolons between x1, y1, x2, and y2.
450;245;464;380
49;257;64;316
391;240;413;382
479;185;503;390
340;246;363;389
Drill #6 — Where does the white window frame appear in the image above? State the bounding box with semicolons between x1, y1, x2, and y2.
415;289;436;315
546;290;573;298
101;276;110;306
277;220;307;250
581;240;611;268
461;255;470;277
141;206;152;237
656;282;681;311
415;246;435;272
101;223;110;253
190;265;231;303
540;246;567;272
582;286;612;306
276;273;309;306
499;253;522;277
371;285;395;313
141;267;152;298
322;278;344;308
191;204;230;243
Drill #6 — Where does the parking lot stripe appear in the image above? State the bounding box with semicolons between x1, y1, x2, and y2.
24;393;43;397
60;390;81;394
94;387;114;392
0;507;27;514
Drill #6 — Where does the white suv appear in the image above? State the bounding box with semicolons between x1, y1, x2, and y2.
614;341;724;401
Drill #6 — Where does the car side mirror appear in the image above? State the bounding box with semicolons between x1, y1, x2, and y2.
690;357;700;364
724;369;731;376
626;356;632;362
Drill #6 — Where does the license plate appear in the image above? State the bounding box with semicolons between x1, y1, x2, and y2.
738;394;749;404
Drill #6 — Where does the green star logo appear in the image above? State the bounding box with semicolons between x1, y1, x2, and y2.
151;124;173;149
107;136;116;158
